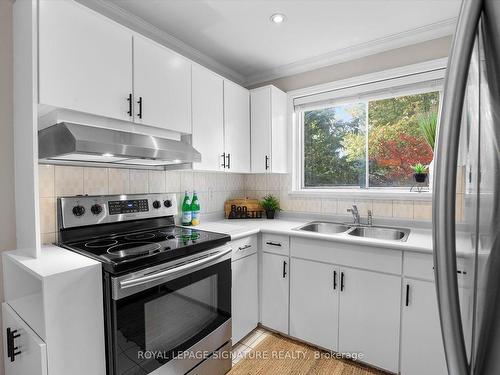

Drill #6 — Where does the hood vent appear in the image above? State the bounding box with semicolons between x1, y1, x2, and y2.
38;122;201;170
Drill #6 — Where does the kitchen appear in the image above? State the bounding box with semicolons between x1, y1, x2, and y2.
1;0;499;375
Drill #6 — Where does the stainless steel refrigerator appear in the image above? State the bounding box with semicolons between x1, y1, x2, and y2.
433;0;500;374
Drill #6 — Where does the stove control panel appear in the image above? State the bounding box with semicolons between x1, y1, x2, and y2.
59;193;177;229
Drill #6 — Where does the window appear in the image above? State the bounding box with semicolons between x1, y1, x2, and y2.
301;91;439;189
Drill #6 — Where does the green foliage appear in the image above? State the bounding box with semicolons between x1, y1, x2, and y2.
260;194;281;211
304;91;439;188
411;163;428;174
304;104;366;187
418;111;438;151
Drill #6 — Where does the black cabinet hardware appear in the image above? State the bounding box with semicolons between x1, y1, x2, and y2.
6;328;21;362
226;153;231;169
265;155;270;170
282;260;287;278
221;152;226;168
333;270;337;290
340;272;345;292
238;244;251;251
127;93;132;116
137;96;143;119
406;284;410;306
266;241;282;247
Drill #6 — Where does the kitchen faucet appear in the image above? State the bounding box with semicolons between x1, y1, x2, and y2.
347;205;360;224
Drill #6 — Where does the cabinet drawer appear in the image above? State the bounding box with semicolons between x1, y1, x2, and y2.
261;234;289;255
231;235;257;261
291;237;402;275
404;252;469;283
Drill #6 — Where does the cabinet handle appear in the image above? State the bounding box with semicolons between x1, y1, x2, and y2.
406;284;410;307
221;152;226;168
265;155;270;170
238;244;251;251
6;328;21;362
340;272;345;292
226;153;231;169
266;241;282;247
333;270;337;290
282;260;287;278
137;96;143;119
127;93;133;116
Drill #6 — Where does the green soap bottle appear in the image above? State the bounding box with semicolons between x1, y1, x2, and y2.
181;191;192;226
191;191;200;226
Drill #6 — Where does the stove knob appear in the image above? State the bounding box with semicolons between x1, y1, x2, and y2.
72;205;85;217
152;200;161;209
91;204;103;215
164;200;172;208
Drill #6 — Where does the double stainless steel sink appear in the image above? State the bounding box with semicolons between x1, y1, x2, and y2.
294;221;410;242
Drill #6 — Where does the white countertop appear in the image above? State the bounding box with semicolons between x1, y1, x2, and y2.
190;218;435;254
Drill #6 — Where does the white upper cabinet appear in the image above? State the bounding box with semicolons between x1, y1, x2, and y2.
250;85;288;173
192;65;224;171
223;80;250;173
133;36;191;133
39;0;133;121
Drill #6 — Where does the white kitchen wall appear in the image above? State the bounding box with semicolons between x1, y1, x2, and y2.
39;165;246;244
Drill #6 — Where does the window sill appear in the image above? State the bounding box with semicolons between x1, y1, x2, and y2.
289;188;432;201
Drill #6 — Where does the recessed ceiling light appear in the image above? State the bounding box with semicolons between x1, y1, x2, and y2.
102;153;114;157
270;13;286;24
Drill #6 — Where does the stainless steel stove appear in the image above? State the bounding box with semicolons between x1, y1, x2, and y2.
58;194;232;375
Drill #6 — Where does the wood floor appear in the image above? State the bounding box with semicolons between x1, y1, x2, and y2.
229;328;388;375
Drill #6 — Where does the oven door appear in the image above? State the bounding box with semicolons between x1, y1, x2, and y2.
107;247;232;375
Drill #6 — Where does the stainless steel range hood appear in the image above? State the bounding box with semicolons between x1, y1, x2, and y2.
38;122;201;170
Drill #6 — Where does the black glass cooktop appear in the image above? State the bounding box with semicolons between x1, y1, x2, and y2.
63;226;230;274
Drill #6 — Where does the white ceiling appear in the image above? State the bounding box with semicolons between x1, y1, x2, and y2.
100;0;461;85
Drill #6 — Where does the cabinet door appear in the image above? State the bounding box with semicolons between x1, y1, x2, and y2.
232;253;258;344
261;252;289;334
3;303;47;375
401;279;447;375
134;36;191;133
338;267;401;373
192;65;224;171
39;0;132;121
290;258;339;351
250;88;271;173
270;86;288;173
224;81;250;173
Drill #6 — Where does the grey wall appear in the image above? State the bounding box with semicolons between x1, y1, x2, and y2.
249;36;452;92
0;0;16;373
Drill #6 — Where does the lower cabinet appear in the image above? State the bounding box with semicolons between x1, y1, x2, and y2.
232;252;258;344
261;252;289;334
400;278;447;375
338;267;401;373
3;303;47;375
290;258;339;351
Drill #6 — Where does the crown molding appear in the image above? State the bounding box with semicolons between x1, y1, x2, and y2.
75;0;246;84
243;18;457;87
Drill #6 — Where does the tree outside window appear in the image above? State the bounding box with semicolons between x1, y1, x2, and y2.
303;91;439;188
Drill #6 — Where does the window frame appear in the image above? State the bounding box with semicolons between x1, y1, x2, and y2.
290;60;446;197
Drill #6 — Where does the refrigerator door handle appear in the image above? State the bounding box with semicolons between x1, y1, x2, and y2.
433;1;482;374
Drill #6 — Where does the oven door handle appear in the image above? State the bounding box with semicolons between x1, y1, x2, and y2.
119;247;232;290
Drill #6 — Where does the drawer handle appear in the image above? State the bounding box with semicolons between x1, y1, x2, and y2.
266;241;282;247
406;284;410;307
6;328;21;362
238;244;251;251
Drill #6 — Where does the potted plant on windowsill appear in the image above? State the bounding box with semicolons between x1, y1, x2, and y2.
412;163;428;183
260;194;281;219
418;111;438;187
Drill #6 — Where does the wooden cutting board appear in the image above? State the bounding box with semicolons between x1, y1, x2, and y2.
224;198;263;219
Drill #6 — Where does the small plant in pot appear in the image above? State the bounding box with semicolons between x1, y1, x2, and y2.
260;194;281;219
412;163;428;183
